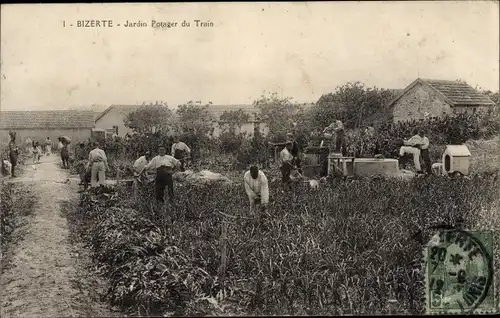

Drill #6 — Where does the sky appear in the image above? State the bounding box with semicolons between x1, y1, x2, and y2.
1;1;499;111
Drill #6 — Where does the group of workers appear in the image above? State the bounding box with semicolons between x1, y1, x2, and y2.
128;136;192;202
4;118;435;217
3;133;73;178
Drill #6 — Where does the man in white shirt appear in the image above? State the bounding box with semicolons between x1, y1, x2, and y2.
142;145;181;203
419;131;432;174
88;141;110;187
399;130;423;173
44;137;52;156
171;136;191;172
244;165;269;216
280;142;294;191
132;151;152;197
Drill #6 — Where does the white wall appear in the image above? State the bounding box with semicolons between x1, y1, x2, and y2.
94;108;134;137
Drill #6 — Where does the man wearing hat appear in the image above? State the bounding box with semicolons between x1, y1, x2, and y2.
280;141;294;191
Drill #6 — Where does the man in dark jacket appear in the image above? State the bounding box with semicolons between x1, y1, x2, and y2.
8;132;19;177
286;133;302;174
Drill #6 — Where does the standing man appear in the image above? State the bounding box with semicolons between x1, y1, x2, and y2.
244;165;269;216
44;137;52;155
60;138;70;169
398;130;424;174
33;141;42;164
323;119;346;154
286;133;302;175
25;137;33;158
142;145;181;203
8;132;19;178
171;136;191;172
280;142;294;191
419;131;432;174
88;141;110;187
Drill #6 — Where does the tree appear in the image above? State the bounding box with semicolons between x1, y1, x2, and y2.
311;82;395;130
175;101;215;161
175;101;214;135
124;102;173;134
219;109;250;134
253;92;304;142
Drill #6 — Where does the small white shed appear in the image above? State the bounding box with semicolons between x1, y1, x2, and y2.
442;145;472;175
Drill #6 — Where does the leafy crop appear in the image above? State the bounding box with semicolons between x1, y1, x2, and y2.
69;172;500;316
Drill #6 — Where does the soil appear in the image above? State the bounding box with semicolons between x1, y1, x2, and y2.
0;154;117;318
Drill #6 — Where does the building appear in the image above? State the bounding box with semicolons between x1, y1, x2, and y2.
0;110;95;144
206;103;315;138
389;78;496;123
206;104;268;138
94;105;144;137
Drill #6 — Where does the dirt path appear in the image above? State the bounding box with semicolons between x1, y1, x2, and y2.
1;154;113;318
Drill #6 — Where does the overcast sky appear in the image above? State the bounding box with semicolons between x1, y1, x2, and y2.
1;2;498;111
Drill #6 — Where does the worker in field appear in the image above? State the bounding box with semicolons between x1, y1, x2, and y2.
323;119;346;154
244;165;269;216
141;145;181;203
25;137;33;157
132;151;153;197
171;135;191;172
76;142;87;161
60;139;70;168
8;132;19;177
398;130;424;174
44;137;52;156
32;141;42;164
286;132;303;175
88;141;110;187
419;130;432;174
280;141;295;191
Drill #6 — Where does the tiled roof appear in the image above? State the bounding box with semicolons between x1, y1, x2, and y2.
388;78;496;108
0;110;95;129
422;79;496;106
95;105;144;122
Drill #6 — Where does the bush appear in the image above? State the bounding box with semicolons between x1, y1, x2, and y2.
69;172;500;316
1;181;35;255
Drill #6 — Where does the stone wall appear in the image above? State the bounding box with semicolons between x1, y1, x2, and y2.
392;82;452;123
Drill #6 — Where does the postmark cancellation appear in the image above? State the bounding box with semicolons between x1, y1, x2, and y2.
424;229;496;314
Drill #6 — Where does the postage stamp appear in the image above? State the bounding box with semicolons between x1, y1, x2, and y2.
424;229;495;314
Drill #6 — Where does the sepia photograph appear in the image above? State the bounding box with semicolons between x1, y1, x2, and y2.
1;1;499;316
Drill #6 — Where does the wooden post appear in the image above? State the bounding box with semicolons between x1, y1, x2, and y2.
218;221;228;281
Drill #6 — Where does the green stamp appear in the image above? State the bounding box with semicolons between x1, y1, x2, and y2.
424;230;496;314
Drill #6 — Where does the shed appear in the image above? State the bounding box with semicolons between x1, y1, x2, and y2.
442;145;472;175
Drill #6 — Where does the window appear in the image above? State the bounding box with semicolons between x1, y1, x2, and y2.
113;125;119;135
